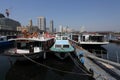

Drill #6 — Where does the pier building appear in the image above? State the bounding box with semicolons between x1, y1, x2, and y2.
0;13;21;36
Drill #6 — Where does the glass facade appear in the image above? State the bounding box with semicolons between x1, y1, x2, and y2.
0;16;21;30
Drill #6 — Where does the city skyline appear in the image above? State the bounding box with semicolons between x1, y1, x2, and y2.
0;0;120;32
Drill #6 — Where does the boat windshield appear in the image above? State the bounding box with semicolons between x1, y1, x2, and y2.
0;38;4;41
63;45;69;48
62;37;68;40
56;37;61;40
16;41;41;49
0;36;7;41
17;42;29;49
55;45;61;48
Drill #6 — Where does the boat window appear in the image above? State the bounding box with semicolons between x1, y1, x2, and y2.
72;35;78;41
34;42;40;47
62;37;67;40
0;38;4;41
55;45;61;48
17;42;29;49
63;45;69;48
39;42;42;47
56;37;61;40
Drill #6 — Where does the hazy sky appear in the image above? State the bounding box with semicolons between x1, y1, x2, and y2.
0;0;120;32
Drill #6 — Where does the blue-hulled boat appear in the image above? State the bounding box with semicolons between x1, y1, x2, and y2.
50;34;75;59
0;36;13;48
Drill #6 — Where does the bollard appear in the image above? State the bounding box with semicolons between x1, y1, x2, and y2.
89;68;94;77
44;52;46;59
116;51;119;63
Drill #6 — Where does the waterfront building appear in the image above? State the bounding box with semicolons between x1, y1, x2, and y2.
63;27;66;32
29;19;33;27
28;19;33;33
37;16;46;32
17;26;28;32
80;26;85;33
54;28;56;33
17;19;40;33
66;27;72;33
46;27;50;32
50;20;54;33
59;25;63;33
0;13;21;36
17;25;40;33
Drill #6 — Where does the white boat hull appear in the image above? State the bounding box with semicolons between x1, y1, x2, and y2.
4;48;44;61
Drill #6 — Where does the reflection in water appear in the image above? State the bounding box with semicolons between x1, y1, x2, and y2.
6;63;47;80
5;53;93;80
0;56;11;80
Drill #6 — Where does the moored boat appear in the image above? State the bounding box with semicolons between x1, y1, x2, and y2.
69;33;109;47
79;33;109;46
0;36;13;48
50;34;75;60
4;31;54;61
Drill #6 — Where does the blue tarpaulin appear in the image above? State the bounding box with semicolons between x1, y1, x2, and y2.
80;57;84;64
77;50;84;56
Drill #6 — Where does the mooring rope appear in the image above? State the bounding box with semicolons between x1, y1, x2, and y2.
22;54;91;76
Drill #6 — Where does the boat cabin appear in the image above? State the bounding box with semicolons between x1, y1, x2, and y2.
79;34;106;42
